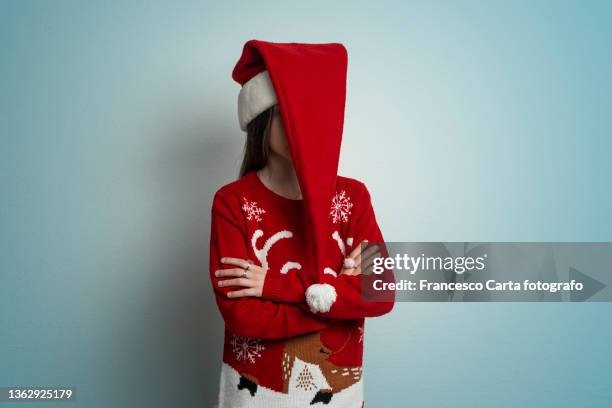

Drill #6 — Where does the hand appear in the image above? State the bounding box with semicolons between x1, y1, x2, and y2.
215;257;267;298
340;240;381;276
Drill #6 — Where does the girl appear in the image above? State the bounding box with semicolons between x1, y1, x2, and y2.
210;39;395;407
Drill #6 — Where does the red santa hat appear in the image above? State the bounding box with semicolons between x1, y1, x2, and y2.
232;39;348;311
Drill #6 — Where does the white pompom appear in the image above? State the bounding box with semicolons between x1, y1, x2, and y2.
305;283;337;313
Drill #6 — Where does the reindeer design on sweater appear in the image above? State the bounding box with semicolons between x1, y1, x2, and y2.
280;328;362;404
236;324;363;405
251;228;303;274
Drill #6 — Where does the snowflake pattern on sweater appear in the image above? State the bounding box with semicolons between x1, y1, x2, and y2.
241;197;266;222
330;190;353;224
231;334;265;364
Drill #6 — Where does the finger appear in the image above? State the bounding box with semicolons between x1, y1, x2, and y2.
218;278;253;288
360;248;380;266
360;257;378;273
348;240;367;260
215;268;247;278
361;251;382;272
220;257;250;268
355;244;379;267
344;268;360;276
350;241;377;265
228;288;258;298
360;244;379;260
340;263;361;276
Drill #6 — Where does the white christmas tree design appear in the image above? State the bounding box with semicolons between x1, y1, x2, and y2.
241;197;266;222
231;334;265;364
296;366;316;391
358;325;364;343
330;190;353;224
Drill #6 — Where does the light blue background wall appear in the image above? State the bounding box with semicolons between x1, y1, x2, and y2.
1;1;611;407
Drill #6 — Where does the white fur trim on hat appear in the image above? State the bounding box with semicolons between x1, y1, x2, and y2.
237;70;278;131
305;283;337;313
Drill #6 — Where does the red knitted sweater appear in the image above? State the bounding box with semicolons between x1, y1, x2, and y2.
210;170;394;407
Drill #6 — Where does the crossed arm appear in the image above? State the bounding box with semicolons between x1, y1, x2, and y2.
209;183;395;339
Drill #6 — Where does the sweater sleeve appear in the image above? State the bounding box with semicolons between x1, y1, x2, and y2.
304;182;396;319
210;189;335;340
261;267;308;303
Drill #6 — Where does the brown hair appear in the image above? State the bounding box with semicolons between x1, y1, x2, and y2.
239;105;274;177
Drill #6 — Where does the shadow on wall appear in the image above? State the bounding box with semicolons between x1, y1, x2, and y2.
110;103;240;407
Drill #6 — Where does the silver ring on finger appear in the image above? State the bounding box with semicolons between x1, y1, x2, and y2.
343;257;357;269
